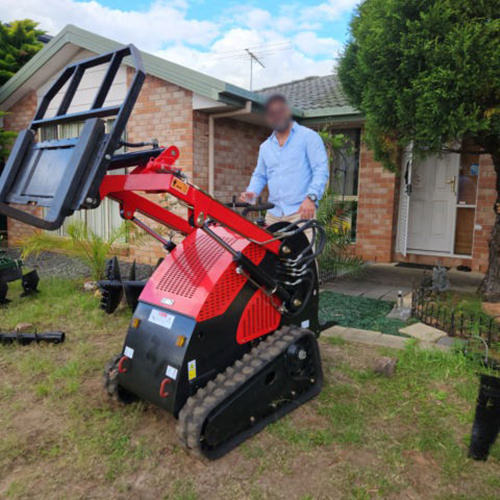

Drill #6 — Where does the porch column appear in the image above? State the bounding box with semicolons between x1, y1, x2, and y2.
355;138;398;262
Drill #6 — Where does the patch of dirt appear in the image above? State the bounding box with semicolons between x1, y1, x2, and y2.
2;330;500;500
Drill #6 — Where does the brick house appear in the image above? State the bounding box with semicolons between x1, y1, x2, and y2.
0;25;495;272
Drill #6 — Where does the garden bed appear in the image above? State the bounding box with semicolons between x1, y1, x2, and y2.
412;289;500;353
319;291;410;335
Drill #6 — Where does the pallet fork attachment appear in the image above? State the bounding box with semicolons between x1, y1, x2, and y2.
0;45;146;230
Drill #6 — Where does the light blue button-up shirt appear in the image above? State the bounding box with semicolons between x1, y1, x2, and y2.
247;122;329;217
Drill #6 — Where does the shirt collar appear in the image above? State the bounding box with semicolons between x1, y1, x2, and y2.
270;121;298;143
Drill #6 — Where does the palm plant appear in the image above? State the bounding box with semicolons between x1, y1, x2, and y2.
316;191;363;280
317;129;364;280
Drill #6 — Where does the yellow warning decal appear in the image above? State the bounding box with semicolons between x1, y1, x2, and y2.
171;177;189;195
188;359;197;381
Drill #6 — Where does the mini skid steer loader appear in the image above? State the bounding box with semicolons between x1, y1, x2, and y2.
0;46;326;459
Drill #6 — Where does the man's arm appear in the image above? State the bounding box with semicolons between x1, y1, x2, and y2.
243;146;268;198
298;131;329;219
306;131;329;200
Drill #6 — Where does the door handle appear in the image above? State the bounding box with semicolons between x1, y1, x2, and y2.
446;175;457;195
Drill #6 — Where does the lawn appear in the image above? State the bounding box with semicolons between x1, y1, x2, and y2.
1;278;500;499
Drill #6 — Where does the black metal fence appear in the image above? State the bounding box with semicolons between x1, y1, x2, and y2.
411;287;500;346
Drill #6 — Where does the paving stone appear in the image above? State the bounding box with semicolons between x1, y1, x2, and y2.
399;322;447;343
436;336;466;348
421;342;449;351
372;334;408;350
321;325;348;338
386;305;412;320
342;327;382;344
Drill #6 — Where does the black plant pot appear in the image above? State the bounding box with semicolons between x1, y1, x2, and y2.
469;374;500;461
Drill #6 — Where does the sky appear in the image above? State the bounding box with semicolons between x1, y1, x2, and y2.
1;0;360;90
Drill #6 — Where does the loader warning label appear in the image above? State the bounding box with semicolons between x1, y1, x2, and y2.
171;177;189;195
166;365;178;380
148;308;175;330
188;360;197;381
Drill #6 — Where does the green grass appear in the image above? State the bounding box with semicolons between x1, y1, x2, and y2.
1;278;499;499
319;291;410;335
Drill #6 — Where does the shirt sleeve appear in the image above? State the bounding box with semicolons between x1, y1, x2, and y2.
246;145;268;196
306;131;330;200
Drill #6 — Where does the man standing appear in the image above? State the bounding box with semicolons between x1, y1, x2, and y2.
241;94;329;225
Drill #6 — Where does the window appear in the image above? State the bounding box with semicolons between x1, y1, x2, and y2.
327;128;361;240
329;128;360;198
40;120;126;240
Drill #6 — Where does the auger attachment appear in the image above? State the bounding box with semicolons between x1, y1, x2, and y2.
98;258;148;313
469;374;500;461
98;257;124;314
0;330;65;345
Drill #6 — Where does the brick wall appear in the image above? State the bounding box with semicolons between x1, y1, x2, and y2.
123;71;195;264
472;154;496;272
2;90;43;244
355;138;398;262
192;112;268;200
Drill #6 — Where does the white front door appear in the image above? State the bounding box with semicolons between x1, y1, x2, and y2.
407;153;460;253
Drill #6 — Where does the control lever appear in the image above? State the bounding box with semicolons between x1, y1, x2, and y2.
242;197;274;216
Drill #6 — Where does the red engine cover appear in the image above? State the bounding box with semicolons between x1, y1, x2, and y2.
236;289;281;344
140;226;273;329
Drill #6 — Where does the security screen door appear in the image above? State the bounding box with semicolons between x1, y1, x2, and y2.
407;153;460;253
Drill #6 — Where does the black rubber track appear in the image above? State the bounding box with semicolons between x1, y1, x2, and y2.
176;325;320;460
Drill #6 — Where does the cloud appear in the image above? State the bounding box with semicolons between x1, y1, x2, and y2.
1;0;218;52
2;0;345;88
158;28;336;89
294;32;342;57
301;0;361;22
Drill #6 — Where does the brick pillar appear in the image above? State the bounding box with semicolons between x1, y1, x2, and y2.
472;154;496;272
355;139;398;262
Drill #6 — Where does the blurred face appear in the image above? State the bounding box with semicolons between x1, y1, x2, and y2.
265;100;292;132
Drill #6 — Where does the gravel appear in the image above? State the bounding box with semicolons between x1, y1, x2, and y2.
4;249;155;281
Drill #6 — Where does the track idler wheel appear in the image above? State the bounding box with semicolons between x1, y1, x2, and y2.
103;354;138;405
177;326;323;460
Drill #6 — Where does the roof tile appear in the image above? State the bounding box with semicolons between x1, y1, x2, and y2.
257;74;349;110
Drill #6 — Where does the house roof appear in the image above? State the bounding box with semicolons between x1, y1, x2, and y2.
0;24;361;123
257;74;361;123
258;75;348;109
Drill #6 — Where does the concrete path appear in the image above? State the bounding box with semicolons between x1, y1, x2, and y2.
322;262;483;301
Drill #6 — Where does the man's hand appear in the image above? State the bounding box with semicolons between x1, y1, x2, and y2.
240;191;256;203
299;197;316;220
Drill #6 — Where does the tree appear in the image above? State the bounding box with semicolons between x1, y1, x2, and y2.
0;19;45;85
0;111;16;163
0;20;45;166
338;0;500;298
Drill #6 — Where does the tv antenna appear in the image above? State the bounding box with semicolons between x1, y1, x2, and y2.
245;48;265;90
207;42;291;89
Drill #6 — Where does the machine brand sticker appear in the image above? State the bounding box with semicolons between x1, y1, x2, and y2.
301;319;310;328
171;177;189;195
188;360;197;381
148;308;175;330
166;365;179;380
161;298;175;306
124;346;134;359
